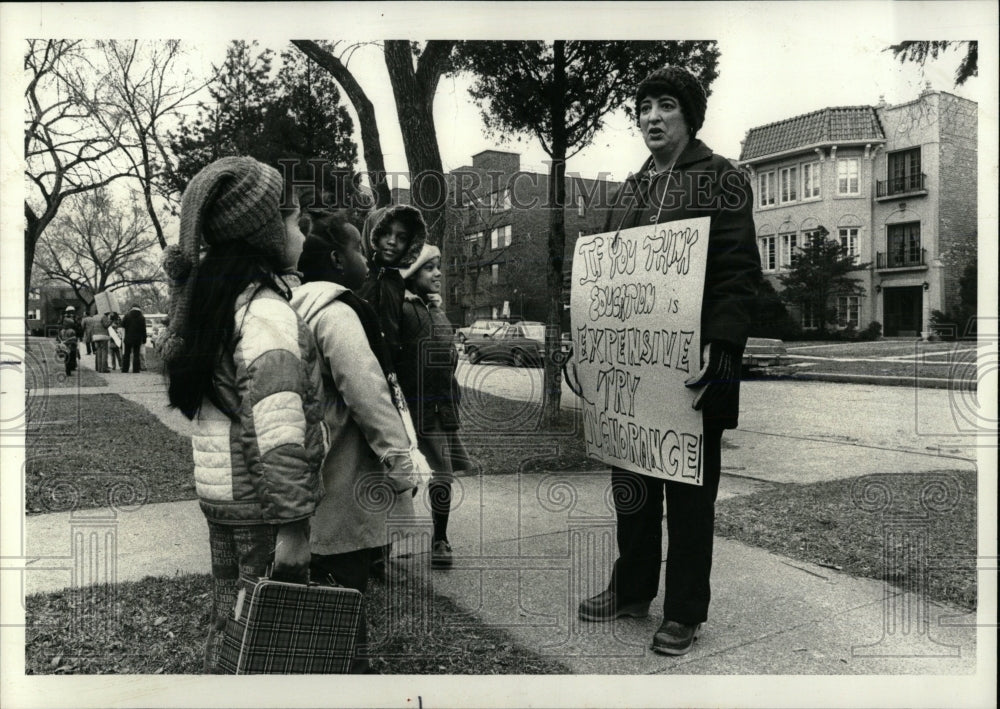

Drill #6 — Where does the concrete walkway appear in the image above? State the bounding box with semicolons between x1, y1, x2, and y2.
18;348;979;675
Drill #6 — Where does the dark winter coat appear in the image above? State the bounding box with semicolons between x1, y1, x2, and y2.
121;308;147;346
603;139;761;429
398;292;462;434
357;205;427;368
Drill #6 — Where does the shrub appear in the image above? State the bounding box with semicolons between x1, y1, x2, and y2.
750;277;802;340
856;320;882;342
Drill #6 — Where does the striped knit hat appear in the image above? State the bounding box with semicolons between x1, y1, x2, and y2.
160;156;288;363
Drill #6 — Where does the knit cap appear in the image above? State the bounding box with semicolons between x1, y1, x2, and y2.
635;66;708;137
400;243;442;280
160;156;288;363
361;204;427;270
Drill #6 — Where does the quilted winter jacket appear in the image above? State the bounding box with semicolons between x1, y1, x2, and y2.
191;276;328;524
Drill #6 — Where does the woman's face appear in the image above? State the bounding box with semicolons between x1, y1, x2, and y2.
639;92;690;162
281;201;306;269
333;224;370;290
374;220;412;266
411;257;442;297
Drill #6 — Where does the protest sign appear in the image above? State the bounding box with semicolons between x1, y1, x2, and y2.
94;290;120;316
569;216;710;486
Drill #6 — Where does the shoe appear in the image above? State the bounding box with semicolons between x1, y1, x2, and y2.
651;620;702;655
578;590;650;622
431;539;453;569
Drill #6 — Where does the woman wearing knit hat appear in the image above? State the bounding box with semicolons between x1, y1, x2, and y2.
161;156;328;673
398;243;475;569
574;66;762;656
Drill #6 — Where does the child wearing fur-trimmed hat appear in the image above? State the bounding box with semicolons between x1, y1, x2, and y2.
398;244;475;569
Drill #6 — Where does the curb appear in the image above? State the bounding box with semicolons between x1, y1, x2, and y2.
787;371;976;390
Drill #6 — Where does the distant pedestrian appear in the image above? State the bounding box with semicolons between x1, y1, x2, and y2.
121;304;147;373
292;206;425;673
161;156;326;674
108;314;123;371
399;244;474;569
91;311;112;373
574;66;761;656
82;310;96;355
56;307;82;377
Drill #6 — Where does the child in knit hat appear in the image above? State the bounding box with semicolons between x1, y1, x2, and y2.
161;156;327;673
399;244;475;569
291;204;428;673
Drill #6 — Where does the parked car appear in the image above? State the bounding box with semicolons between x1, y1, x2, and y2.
465;321;569;367
742;337;788;371
455;319;507;344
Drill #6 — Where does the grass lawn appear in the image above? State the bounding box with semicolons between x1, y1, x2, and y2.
26;394;195;515
784;340;978;381
24;572;569;674
25;338;107;389
715;470;977;610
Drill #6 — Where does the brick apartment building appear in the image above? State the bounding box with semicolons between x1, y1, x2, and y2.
739;88;977;337
441;150;620;330
26;284;91;336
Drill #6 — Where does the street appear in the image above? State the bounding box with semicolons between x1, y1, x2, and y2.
455;359;981;484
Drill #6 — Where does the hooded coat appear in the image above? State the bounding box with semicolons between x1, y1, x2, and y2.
290;280;418;555
357;205;427;366
604;139;761;429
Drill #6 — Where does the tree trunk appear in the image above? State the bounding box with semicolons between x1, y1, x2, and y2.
542;41;568;426
383;40;453;245
24;205;39;302
291;40;392;208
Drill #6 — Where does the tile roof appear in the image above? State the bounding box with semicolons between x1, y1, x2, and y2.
740;106;885;162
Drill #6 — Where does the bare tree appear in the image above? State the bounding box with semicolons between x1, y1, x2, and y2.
25;40;132;298
89;40;212;246
34;188;163;310
291;39;456;244
886;41;978;86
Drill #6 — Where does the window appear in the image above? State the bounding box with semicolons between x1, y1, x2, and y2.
802;162;821;199
451;285;460;302
838;227;859;259
27;309;41;320
887;148;922;194
837;158;859;195
886;222;922;267
758;171;776;207
490;188;511;213
758;235;776;271
465;230;483;243
779;232;799;268
490;225;511;249
779;167;798;203
576;195;586;217
802;303;819;329
491;263;500;284
837;296;861;329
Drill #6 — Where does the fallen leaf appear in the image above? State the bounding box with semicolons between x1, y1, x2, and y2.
50;655;62;668
153;616;167;626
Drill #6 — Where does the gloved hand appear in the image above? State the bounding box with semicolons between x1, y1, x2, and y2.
684;342;737;411
561;345;583;397
272;519;311;583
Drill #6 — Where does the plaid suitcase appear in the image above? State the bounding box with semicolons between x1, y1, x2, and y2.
217;574;363;674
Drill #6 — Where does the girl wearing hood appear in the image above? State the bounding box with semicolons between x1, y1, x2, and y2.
291;207;427;673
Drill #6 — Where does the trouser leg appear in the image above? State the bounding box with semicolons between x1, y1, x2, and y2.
203;522;276;674
311;548;373;674
608;468;664;603
662;425;724;624
429;479;452;541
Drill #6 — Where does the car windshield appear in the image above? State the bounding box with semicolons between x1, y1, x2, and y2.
521;325;545;342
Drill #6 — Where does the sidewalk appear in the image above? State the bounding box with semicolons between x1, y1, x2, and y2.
20;348;978;674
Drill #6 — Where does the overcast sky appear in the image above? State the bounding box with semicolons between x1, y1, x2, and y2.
175;3;988;184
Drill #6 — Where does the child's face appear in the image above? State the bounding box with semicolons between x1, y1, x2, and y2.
281;202;306;269
411;257;442;297
374;220;411;266
332;224;369;290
